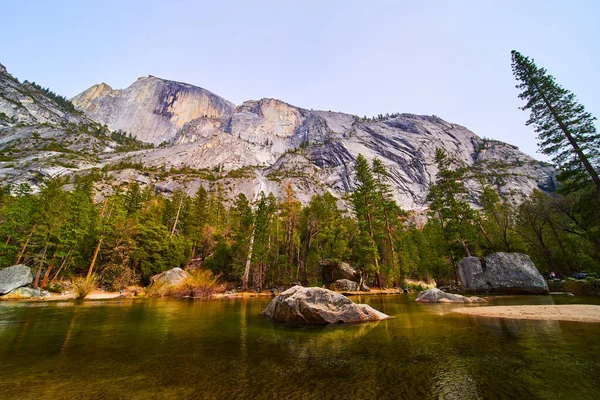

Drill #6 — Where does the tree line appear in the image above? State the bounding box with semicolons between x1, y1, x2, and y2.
0;149;598;292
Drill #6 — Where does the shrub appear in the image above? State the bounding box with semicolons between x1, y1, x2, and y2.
170;269;218;299
100;264;140;291
144;269;218;299
45;283;65;293
73;275;97;300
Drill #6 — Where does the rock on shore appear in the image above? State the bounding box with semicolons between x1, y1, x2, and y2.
3;287;50;299
329;279;359;292
320;261;361;284
151;268;190;287
0;265;33;295
458;252;549;294
415;288;487;303
261;286;389;324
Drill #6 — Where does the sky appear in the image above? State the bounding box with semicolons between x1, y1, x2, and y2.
1;0;598;160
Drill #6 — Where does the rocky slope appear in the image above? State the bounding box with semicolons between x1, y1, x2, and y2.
0;64;120;187
0;63;555;209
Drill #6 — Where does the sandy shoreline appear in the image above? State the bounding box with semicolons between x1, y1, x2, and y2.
453;305;600;323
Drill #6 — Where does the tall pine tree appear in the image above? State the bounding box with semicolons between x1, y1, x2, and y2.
511;50;600;193
352;154;382;287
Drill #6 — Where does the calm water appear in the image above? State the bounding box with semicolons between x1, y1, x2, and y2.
1;294;599;400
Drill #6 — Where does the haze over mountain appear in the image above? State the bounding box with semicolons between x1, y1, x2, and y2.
1;63;555;209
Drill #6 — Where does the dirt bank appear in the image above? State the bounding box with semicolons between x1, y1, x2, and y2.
453;304;600;323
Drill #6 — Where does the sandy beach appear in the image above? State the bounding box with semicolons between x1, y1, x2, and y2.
452;304;600;323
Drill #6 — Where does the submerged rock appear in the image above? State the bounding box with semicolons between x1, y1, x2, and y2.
415;288;487;303
458;252;549;294
0;265;33;295
261;286;388;324
329;279;359;292
151;268;190;287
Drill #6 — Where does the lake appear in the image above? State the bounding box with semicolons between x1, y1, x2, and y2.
1;294;599;399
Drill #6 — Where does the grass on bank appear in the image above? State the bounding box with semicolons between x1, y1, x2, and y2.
72;274;97;300
146;269;219;299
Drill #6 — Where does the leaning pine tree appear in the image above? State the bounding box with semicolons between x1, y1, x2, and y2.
511;50;600;194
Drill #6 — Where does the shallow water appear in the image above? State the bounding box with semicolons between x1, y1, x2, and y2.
0;294;599;399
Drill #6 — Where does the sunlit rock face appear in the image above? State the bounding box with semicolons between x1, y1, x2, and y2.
172;110;555;209
229;99;302;144
80;77;553;209
72;76;235;144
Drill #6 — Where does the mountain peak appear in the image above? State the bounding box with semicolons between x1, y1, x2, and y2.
71;76;235;143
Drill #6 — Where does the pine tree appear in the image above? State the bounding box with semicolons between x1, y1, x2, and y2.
300;192;352;282
124;182;143;216
230;193;254;280
252;192;276;291
511;50;600;193
208;183;227;230
352;154;383;287
427;149;478;281
281;181;301;268
372;158;402;283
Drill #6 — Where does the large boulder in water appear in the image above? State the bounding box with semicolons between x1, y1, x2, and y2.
458;252;549;294
415;288;487;303
319;261;360;284
261;285;389;324
151;268;190;287
0;265;33;295
329;279;359;292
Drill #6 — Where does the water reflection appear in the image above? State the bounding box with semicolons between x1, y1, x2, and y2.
0;295;598;399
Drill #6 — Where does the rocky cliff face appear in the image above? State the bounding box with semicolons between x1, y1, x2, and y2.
1;63;555;209
0;65;119;188
100;89;554;208
71;76;235;144
0;64;90;127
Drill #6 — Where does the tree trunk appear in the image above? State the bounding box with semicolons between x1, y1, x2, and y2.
460;240;471;257
86;199;110;282
242;227;255;291
364;206;382;288
15;223;36;264
170;195;184;238
449;249;459;285
50;247;73;284
32;268;42;290
477;221;494;247
86;237;103;282
377;185;399;285
259;260;263;293
32;244;47;289
40;264;52;289
41;247;60;288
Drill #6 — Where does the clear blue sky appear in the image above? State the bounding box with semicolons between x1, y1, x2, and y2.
1;0;598;160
